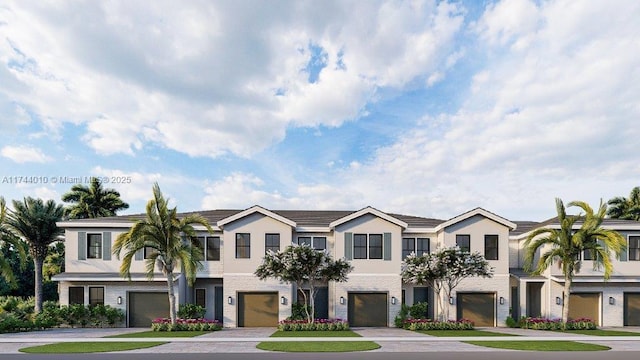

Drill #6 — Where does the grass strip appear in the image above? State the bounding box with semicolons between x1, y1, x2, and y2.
554;329;640;336
464;340;610;351
271;330;361;337
20;342;165;354
257;341;380;352
417;329;516;337
107;330;209;338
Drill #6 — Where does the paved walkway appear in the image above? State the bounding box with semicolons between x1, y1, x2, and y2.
1;327;640;353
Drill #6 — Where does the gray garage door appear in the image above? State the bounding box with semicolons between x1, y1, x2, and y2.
238;292;279;327
457;293;495;327
348;293;387;327
624;293;640;326
129;292;169;327
568;293;600;326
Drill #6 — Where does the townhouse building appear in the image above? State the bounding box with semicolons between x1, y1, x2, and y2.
53;205;640;327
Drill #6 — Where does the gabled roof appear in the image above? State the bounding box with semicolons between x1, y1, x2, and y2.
216;205;296;228
329;206;408;229
435;207;517;231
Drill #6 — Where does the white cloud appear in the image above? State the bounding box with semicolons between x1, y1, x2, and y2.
0;0;466;158
1;145;52;163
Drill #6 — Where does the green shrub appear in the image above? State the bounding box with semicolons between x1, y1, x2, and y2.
178;304;206;319
151;318;222;332
409;302;428;319
394;303;409;327
288;302;313;320
505;316;518;328
403;319;474;331
277;319;349;331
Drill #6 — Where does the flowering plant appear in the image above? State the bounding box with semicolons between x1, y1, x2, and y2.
521;317;596;330
151;318;222;332
403;318;474;331
278;318;349;331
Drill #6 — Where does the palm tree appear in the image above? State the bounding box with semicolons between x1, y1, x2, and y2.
607;186;640;221
523;198;625;324
5;197;64;313
0;197;27;287
112;183;213;324
62;177;129;219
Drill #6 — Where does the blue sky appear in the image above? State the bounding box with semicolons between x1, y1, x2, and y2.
1;0;639;221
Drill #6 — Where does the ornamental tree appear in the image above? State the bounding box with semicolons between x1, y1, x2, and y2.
255;244;353;323
401;246;493;321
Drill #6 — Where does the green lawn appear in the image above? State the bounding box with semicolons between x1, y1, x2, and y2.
107;330;210;338
20;342;165;354
271;330;361;337
258;330;377;352
257;341;380;352
555;329;640;336
417;329;515;337
464;340;610;351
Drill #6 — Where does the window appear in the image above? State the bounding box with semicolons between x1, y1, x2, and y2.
353;234;368;259
69;287;84;305
195;288;206;308
416;238;430;256
402;238;415;258
89;287;104;306
484;235;499;260
369;234;383;259
402;237;430;258
144;246;157;260
206;237;221;261
236;233;250;258
629;236;640;261
313;237;327;251
87;233;102;259
456;234;471;253
294;236;326;250
265;233;280;254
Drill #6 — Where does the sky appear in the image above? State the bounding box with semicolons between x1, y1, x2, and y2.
0;0;639;222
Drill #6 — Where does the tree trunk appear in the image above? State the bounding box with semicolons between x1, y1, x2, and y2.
33;255;44;314
562;275;572;326
167;272;177;324
309;283;316;323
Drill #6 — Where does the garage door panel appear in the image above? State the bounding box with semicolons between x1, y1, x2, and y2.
348;293;387;327
568;293;600;326
624;293;640;326
457;293;495;327
238;292;278;327
129;292;169;327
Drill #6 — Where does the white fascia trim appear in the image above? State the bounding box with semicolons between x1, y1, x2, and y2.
329;206;408;229
192;224;222;232
550;275;640;283
295;227;331;233
217;205;296;228
436;207;516;232
56;222;134;228
511;225;640;241
402;228;437;234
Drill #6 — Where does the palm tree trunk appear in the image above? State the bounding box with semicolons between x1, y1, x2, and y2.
167;272;177;324
562;275;572;325
33;255;44;313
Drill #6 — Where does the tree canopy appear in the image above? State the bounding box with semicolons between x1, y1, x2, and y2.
62;177;129;219
255;244;353;323
402;246;493;321
607;186;640;221
523;198;625;324
112;183;212;324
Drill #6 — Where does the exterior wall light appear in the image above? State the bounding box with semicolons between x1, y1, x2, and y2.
228;296;233;305
340;296;345;305
555;297;562;305
391;296;397;305
281;296;287;305
609;296;615;305
499;297;504;305
449;296;454;305
117;296;122;305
